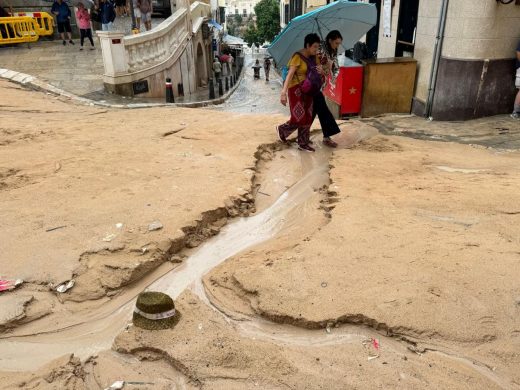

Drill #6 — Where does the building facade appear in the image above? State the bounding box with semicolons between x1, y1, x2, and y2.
225;0;260;16
380;0;520;120
280;0;520;120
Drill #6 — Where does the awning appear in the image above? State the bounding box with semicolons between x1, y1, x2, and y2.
222;34;245;45
208;20;223;31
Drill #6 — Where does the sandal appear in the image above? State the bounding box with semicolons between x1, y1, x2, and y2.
298;144;315;152
323;138;338;148
276;126;287;143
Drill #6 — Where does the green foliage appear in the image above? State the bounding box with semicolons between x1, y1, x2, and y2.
226;13;248;39
244;24;261;46
254;0;280;43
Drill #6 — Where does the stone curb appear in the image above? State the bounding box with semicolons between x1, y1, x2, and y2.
0;67;245;109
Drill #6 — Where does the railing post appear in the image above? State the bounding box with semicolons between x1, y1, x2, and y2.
209;78;215;99
218;78;223;96
165;78;174;103
96;31;127;76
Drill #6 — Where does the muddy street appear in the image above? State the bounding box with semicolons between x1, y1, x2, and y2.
1;65;520;389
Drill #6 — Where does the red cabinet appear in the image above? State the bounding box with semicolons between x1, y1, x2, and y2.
323;58;363;116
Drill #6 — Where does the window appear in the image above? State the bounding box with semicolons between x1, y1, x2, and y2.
242;8;247;16
235;8;238;14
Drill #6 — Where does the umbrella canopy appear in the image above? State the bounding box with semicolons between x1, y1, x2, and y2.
72;0;95;8
268;1;377;68
223;34;245;46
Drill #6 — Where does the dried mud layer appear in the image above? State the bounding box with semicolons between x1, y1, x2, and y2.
2;79;520;389
204;134;520;388
0;79;284;332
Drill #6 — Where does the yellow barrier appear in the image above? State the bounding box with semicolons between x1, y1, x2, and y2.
0;16;39;45
15;12;54;37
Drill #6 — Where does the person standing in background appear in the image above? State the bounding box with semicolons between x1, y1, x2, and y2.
51;0;74;46
137;0;152;31
76;3;95;50
213;57;222;80
263;57;271;82
97;0;116;31
132;0;141;30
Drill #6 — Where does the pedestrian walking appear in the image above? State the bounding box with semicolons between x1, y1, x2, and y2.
253;59;261;79
51;0;74;46
511;40;520;120
137;0;152;31
263;57;271;81
97;0;116;31
313;30;343;147
213;57;222;80
76;3;95;50
277;33;322;152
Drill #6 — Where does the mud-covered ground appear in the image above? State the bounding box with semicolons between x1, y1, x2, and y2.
1;77;520;389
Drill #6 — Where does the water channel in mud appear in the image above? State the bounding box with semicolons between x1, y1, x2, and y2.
0;126;511;389
0;132;342;372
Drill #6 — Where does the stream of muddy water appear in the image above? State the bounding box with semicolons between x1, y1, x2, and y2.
0;133;340;372
0;126;510;388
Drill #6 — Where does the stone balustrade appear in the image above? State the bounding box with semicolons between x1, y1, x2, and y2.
132;8;190;75
97;2;211;97
190;1;211;33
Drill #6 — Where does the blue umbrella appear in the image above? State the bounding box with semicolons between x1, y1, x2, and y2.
268;1;377;67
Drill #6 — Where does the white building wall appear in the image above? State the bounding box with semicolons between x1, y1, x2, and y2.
376;0;520;102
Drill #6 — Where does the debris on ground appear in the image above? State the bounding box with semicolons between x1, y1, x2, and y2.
363;337;380;360
325;322;333;333
45;225;67;232
0;279;23;293
56;280;75;293
105;380;146;390
148;221;163;231
103;233;117;242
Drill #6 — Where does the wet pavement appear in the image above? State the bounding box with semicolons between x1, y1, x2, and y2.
365;115;520;150
211;54;287;116
0;16;164;98
1;29;518;148
212;55;520;150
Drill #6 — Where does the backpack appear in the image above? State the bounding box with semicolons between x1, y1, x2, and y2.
295;52;321;96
